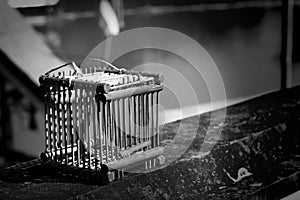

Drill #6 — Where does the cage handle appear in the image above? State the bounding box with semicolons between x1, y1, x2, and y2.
44;62;82;76
86;58;127;73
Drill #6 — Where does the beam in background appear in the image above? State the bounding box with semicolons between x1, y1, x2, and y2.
281;0;294;90
124;1;282;16
24;1;285;26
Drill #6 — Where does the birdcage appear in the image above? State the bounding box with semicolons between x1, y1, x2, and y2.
39;60;164;179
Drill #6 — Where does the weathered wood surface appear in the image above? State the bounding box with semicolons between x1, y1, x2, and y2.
1;86;300;200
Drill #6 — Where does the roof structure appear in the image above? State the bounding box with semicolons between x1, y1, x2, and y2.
0;0;64;86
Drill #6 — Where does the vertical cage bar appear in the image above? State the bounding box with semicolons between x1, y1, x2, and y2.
117;99;122;151
112;100;118;160
45;84;52;153
57;85;63;163
91;90;97;170
133;95;137;145
106;101;111;162
83;88;89;168
52;85;58;162
73;88;80;167
141;94;145;143
79;87;85;168
108;101;114;161
49;85;54;154
112;101;116;160
77;88;82;166
103;101;108;163
128;97;132;147
122;98;126;149
62;86;68;164
98;101;103;164
151;92;154;148
138;95;142;144
49;86;54;157
146;94;149;146
86;88;92;169
67;87;74;165
44;84;49;152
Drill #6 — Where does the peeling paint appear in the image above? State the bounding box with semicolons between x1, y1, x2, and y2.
238;140;251;154
190;151;211;159
223;167;253;183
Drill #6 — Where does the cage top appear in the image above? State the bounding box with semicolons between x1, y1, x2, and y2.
75;71;154;87
39;62;163;98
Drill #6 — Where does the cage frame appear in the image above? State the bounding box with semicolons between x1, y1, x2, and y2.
39;62;164;178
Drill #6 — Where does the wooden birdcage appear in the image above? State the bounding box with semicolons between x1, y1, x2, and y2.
39;61;164;179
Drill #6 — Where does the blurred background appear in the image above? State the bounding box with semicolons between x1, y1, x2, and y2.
0;0;299;167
